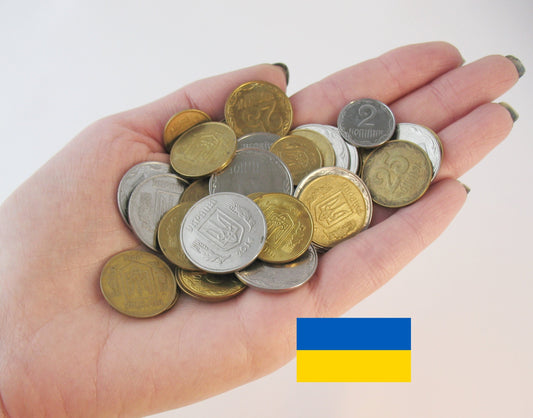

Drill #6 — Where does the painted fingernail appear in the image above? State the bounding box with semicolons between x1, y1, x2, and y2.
272;63;290;86
499;102;519;123
505;55;525;78
459;182;471;195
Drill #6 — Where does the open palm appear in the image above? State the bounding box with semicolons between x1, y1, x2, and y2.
0;42;519;417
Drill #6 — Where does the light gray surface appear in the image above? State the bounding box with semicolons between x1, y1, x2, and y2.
236;132;280;150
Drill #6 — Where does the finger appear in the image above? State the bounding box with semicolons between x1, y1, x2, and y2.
290;41;463;126
390;55;518;132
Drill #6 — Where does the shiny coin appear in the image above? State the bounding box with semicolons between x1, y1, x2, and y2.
163;109;211;152
254;193;314;264
170;121;236;178
362;140;432;208
237;132;280;151
346;142;360;175
224;80;293;138
296;124;350;169
290;128;336;167
179;178;210;204
209;148;293;195
128;174;187;251
338;98;395;148
180;192;267;274
235;245;317;292
100;250;177;318
295;167;372;249
175;268;246;302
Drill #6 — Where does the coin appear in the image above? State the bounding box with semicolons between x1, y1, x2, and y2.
235;245;318;292
170;121;237;178
295;167;373;249
163;109;211;152
361;140;432;208
180;192;267;274
338;98;395;148
290;128;336;167
175;268;246;302
128;173;187;251
254;193;314;264
346;142;360;175
224;80;293;138
209;148;293;195
100;250;177;318
296;124;350;169
270;135;323;185
179;178;210;203
236;132;280;151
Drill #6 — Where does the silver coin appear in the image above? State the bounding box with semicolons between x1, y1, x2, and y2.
237;132;280;151
337;98;395;147
296;124;350;169
209;148;293;195
117;162;175;226
235;245;317;292
128;174;187;251
181;193;267;274
394;123;442;180
345;142;360;175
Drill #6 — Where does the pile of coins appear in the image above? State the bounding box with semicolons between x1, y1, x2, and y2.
100;80;442;318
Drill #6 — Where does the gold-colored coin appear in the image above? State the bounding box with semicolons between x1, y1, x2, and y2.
157;201;199;271
362;140;432;208
179;178;210;203
224;80;293;138
248;192;266;201
176;268;246;302
295;167;372;249
163;109;211;152
100;250;177;318
290;128;336;167
170;122;236;178
254;193;314;264
270;135;323;185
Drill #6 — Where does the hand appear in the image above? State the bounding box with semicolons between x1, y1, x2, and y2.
0;42;520;417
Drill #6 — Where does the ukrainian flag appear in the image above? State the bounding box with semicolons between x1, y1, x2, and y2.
296;318;411;382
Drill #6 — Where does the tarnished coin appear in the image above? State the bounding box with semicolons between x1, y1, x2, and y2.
270;135;323;185
235;245;318;292
295;167;373;249
100;250;177;318
209;148;293;195
117;162;176;227
163;109;211;152
224;80;293;138
394;123;442;180
296;124;350;169
157;201;198;270
237;132;280;151
180;193;267;274
128;174;187;251
338;98;395;147
290;128;336;167
179;178;210;204
362;140;432;208
175;268;246;302
254;193;314;264
170;121;236;178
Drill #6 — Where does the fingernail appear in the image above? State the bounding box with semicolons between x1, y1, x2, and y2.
498;102;519;122
505;55;526;78
459;182;471;195
272;63;290;86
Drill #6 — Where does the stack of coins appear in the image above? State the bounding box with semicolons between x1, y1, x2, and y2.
101;80;442;317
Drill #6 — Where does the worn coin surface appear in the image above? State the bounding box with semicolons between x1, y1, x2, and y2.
128;174;187;251
236;132;280;151
296;124;350;169
290;128;336;167
180;192;267;274
175;268;246;302
235;245;318;292
100;250;177;318
179;178;210;204
163;109;211;152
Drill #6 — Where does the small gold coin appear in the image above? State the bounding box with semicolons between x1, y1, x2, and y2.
157;202;199;271
248;192;266;200
224;80;293;138
179;178;210;203
270;135;323;185
254;193;314;264
100;250;177;318
170;122;236;178
163;109;211;152
290;128;336;167
362;140;432;208
176;268;246;302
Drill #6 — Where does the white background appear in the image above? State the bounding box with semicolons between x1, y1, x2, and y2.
1;1;532;417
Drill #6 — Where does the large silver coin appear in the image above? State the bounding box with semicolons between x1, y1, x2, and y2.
237;132;280;151
296;124;350;169
235;245;317;292
180;192;267;274
394;123;442;180
128;174;187;251
209;148;293;195
345;142;360;175
117;162;175;227
337;98;395;148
